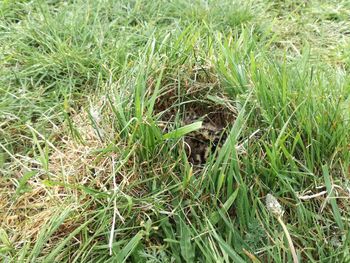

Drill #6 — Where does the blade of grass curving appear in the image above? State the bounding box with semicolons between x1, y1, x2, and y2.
115;231;144;263
163;121;202;140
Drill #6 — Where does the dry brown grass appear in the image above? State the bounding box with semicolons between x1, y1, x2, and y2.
0;108;115;252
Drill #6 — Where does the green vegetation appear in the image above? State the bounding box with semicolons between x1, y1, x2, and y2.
1;0;349;262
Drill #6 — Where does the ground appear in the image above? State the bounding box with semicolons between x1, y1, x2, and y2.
0;0;350;262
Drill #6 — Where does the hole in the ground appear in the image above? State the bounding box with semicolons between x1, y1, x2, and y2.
155;91;235;165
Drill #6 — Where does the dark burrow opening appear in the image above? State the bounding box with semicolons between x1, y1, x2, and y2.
155;91;236;165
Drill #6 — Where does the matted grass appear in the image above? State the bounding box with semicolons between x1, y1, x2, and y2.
1;0;349;262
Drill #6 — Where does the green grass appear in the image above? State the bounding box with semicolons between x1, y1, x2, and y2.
1;0;350;262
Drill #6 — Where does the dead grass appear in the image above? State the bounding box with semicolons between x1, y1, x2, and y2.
0;108;116;251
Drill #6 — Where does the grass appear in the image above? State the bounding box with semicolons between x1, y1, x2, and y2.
0;0;349;262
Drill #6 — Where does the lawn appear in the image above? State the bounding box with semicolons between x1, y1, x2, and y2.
1;0;350;262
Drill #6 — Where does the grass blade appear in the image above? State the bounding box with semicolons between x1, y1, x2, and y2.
163;121;202;140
